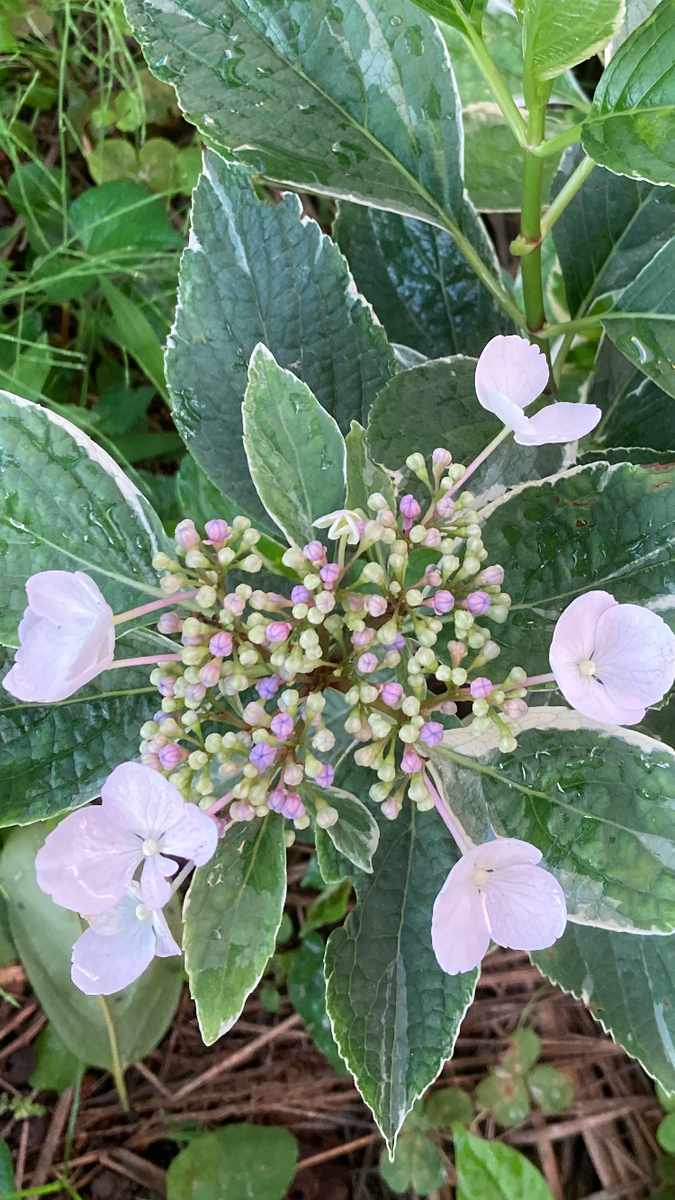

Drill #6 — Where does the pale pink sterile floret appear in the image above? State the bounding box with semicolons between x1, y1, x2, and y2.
4;571;115;703
432;838;567;976
549;590;675;725
475;335;601;447
36;762;218;915
71;882;180;996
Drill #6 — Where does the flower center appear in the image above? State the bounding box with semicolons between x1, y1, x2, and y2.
578;659;596;678
472;866;491;887
142;837;161;857
135;903;151;922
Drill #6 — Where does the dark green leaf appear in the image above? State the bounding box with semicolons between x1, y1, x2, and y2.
527;1065;574;1114
379;1130;447;1194
424;1086;473;1128
0;388;168;647
89;384;155;437
286;932;348;1073
532;922;675;1092
166;1124;298;1200
601;237;675;401
367;358;561;498
588;336;675;452
345;422;396;516
1;823;183;1069
552;145;675;319
29;1024;83;1094
480;460;675;676
335;203;510;359
99;278;169;401
303;879;352;936
184;816;286;1045
243;346;346;546
0;1137;12;1192
453;1125;554;1200
69;179;183;256
523;0;622;83
167;153;392;533
315;827;352;884
325;788;477;1146
301;781;379;873
113;430;184;462
475;1074;530;1127
582;0;675;186
430;710;675;933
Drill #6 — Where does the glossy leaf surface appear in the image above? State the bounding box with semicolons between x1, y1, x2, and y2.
301;782;379;873
588;336;675;452
601;237;675;401
454;1125;554;1200
523;0;622;83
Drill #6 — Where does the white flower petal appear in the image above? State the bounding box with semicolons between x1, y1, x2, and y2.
484;389;531;434
152;908;182;957
484;863;567;951
431;864;490;975
71;894;156;995
102;762;186;840
35;808;140;916
140;854;175;910
514;402;601;446
161;805;218;867
475;335;549;411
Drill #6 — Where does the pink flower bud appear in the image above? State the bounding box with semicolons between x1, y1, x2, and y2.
433;448;453;467
185;682;206;704
399;494;421;520
419;721;444;748
479;565;504;587
384;632;405;651
358;653;378;674
438;700;458;715
204;519;230;544
266;621;292;643
504;698;528;719
271;712;294;740
434;590;455;615
159;743;188;769
257;674;281;699
365;594;388;617
157;675;176;697
352;627;376;649
267;787;287;813
381;682;403;707
470;677;493;700
175;519;200;549
320;563;341;589
209;631;233;657
347;593;367;612
424;528;442;548
435;493;456;520
448;641;467;665
401;747;423;774
467;591;491;616
303;540;327;564
181;632;203;647
315;763;335;788
157;612;181;634
250;742;277;771
223;593;245;616
141;752;161;769
282;792;306;819
291;585;313;605
425;566;442;588
284;762;304;785
199;659;221;686
230;801;255;822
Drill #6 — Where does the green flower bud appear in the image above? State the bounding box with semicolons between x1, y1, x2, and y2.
284;830;296;848
182;645;210;665
233;516;251;531
218;546;236;566
368;492;388;510
406;589;423;607
409;525;427;544
188;750;209;769
360;561;385;585
240;554;263;573
472;716;492;736
281;546;307;572
205;733;223;754
383;650;401;668
140;721;159;738
360;684;379;705
451;667;467;685
399;723;420;743
405;452;430;486
196;585;217;609
499;733;518;753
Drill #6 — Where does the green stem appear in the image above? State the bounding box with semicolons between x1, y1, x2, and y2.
519;103;548;350
527;121;584;157
552;330;575;385
97;995;129;1112
540;154;595;242
542;315;603;338
446;220;527;328
448;0;528;149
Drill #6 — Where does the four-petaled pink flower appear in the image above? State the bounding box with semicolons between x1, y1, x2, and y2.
71;882;180;996
432;838;567;975
549;590;675;725
36;762;218;914
4;571;115;703
475;335;601;446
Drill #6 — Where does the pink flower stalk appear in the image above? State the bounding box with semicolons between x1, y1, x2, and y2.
401;747;423;774
466;591;491;616
71;882;180;996
204;519;230;545
470;677;493;700
549;590;675;725
358;652;379;674
209;631;233;658
381;681;404;707
315;763;335;788
36;762;217;914
432;838;567;975
419;721;444;748
399;494;421;520
3;571;115;703
250;742;277;771
271;712;294;740
175;519;200;549
365;595;388;617
434;590;454;615
266;621;292;643
475;335;601;446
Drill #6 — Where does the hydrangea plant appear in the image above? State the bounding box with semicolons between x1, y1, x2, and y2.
2;0;675;1152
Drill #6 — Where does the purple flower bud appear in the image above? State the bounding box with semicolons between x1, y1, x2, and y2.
424;528;441;548
257;674;281;699
157;675;175;697
419;721;444;748
303;540;327;564
267;787;287;813
470;677;493;700
198;659;221;686
271;712;294;740
480;565;505;587
347;593;367;612
185;682;206;704
467;591;491;616
352;627;375;649
425;566;442;588
401;747;423;774
381;681;403;707
204;519;230;544
435;493;456;520
282;792;306;819
291;585;313;605
433;448;453;467
399;494;421;520
358;652;379;674
434;590;455;615
159;743;188;769
315;763;335;788
175;519;200;549
250;742;277;771
320;563;341;589
210;631;233;657
503;698;528;718
266;621;292;643
438;700;458;715
141;752;161;769
223;593;245;616
365;594;388;617
157;612;181;634
385;632;406;651
154;710;171;724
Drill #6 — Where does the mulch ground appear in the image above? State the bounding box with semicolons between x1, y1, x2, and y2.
0;944;663;1200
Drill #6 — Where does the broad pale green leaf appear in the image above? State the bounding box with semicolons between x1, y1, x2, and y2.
183;815;286;1045
532;923;675;1092
124;0;472;232
380;1130;447;1193
286;932;348;1074
301;781;379;873
0;388;167;646
552;145;675;318
430;709;675;934
523;0;623;83
480;459;675;675
166;1125;298;1200
0;629;163;827
325;775;477;1147
367;358;561;499
1;823;182;1069
335;203;510;359
345;422;396;516
243;346;346;546
167;152;393;532
587;336;675;451
601;237;675;400
69;179;183;257
453;1125;553;1200
582;0;675;186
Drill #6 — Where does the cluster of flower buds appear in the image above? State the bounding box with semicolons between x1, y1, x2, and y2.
138;449;533;834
